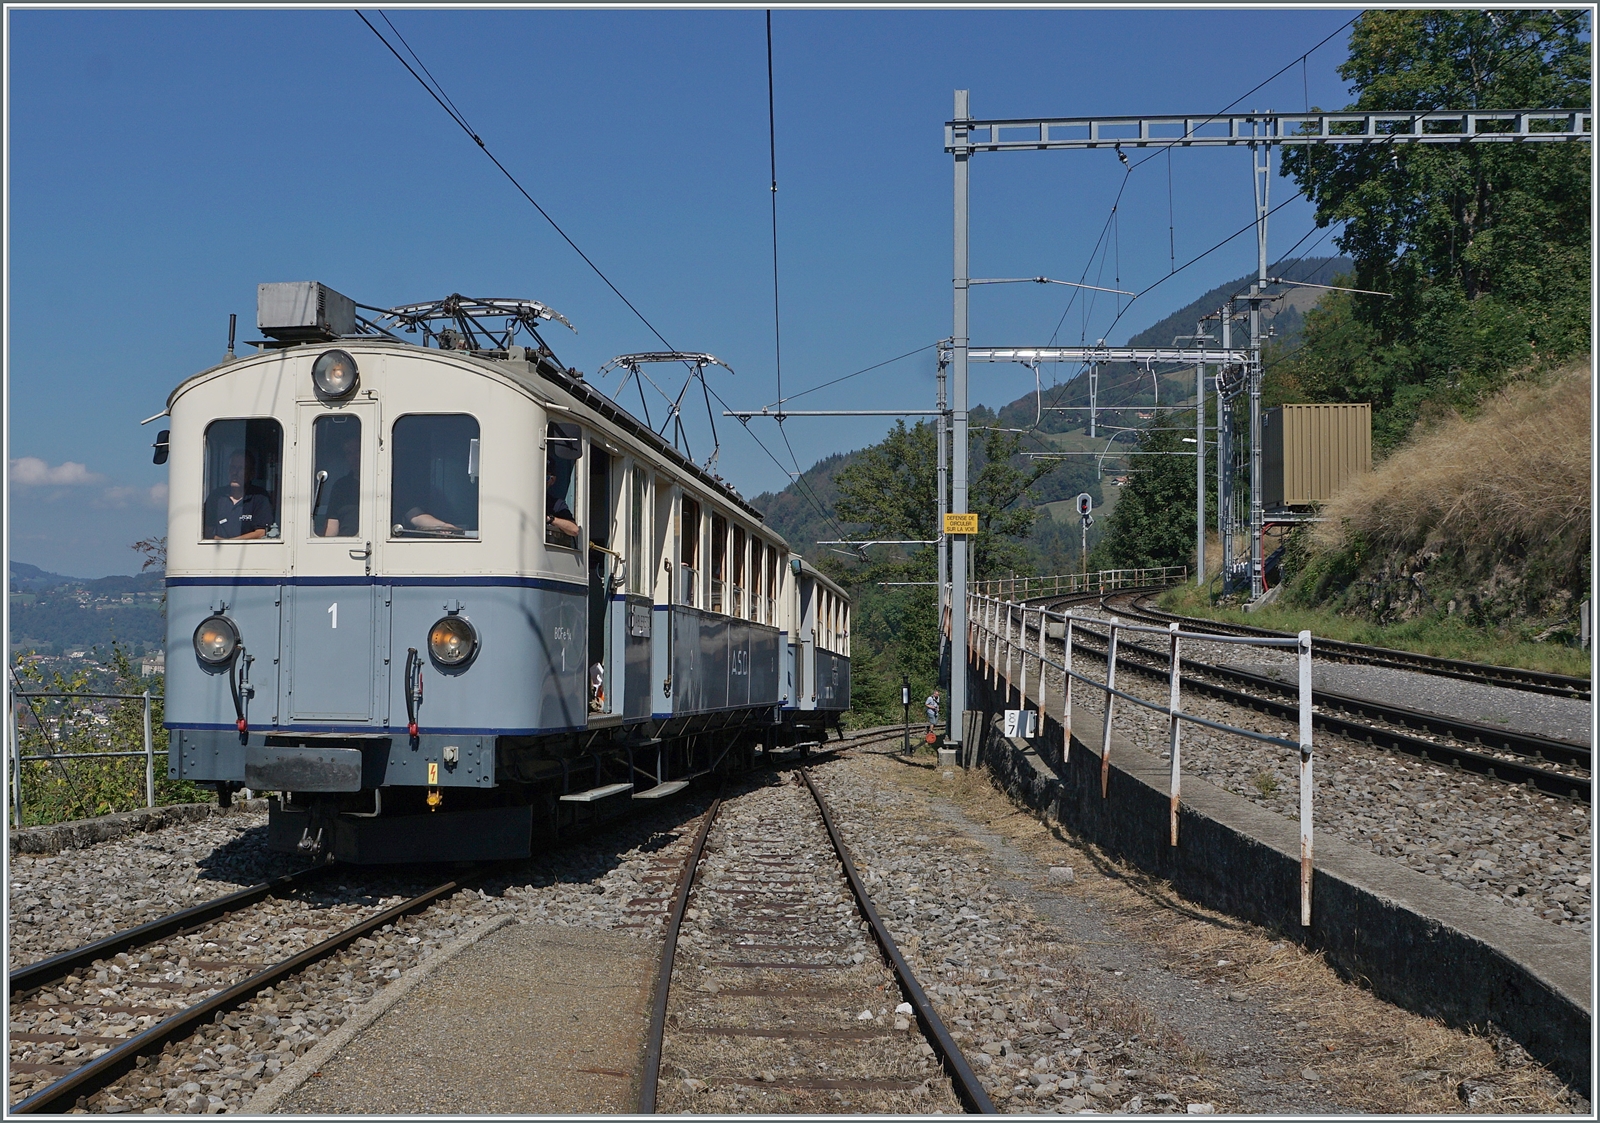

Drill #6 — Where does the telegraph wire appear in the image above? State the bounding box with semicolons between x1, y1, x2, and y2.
357;10;853;543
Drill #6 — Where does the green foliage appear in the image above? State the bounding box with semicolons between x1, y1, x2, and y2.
1096;415;1204;570
1277;11;1591;450
11;645;210;826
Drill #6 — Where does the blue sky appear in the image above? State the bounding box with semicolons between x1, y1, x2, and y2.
6;6;1359;577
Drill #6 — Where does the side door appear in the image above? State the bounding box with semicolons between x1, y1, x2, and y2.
285;402;384;724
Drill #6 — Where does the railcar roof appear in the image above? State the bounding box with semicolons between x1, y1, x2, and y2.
797;558;850;601
167;339;776;531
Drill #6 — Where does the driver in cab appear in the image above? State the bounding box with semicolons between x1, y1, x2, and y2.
206;451;274;540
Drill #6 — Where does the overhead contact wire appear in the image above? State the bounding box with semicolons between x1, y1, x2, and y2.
766;11;783;418
357;10;851;541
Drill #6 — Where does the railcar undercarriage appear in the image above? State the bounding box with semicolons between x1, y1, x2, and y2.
260;706;840;863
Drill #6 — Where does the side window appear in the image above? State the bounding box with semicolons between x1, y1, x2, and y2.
391;414;480;539
710;514;728;614
766;549;779;625
311;414;361;538
628;469;649;595
545;422;581;548
750;538;764;623
202;419;282;541
680;497;700;607
732;527;746;618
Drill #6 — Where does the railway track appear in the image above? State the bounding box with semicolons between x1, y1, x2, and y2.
1015;592;1590;802
639;766;993;1114
7;867;477;1114
1106;590;1591;702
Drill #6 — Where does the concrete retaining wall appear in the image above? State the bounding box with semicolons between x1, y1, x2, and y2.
964;665;1591;1096
9;799;271;856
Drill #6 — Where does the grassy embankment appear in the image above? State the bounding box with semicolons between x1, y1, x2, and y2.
1157;581;1589;676
1160;364;1592;678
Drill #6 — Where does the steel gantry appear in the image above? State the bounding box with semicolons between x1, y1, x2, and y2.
943;95;1590;750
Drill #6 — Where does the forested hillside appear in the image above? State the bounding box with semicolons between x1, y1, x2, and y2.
8;563;165;658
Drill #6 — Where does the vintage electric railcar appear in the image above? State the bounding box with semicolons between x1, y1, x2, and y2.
157;283;850;862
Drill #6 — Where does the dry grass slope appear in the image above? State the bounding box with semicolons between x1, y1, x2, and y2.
1314;363;1590;562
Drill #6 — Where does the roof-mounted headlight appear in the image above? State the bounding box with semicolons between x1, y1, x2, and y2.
428;615;478;666
193;615;241;666
312;349;359;400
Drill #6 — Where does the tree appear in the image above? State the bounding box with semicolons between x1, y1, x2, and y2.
826;420;1054;724
131;535;167;573
1098;415;1202;570
1278;11;1590;444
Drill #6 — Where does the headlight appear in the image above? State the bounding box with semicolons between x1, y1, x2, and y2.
428;615;478;666
312;349;359;399
193;615;240;666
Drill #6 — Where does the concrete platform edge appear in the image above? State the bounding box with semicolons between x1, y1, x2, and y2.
242;914;515;1115
965;669;1593;1096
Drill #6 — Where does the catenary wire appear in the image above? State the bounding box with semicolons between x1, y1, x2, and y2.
766;11;784;417
357;10;852;542
1026;14;1362;432
764;343;938;410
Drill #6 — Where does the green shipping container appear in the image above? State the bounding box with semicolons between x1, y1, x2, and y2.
1263;403;1371;507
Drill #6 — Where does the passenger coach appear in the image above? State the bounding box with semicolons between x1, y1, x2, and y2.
156;283;850;862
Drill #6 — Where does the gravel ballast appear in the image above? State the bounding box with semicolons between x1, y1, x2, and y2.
1007;609;1593;933
7;800;713;1113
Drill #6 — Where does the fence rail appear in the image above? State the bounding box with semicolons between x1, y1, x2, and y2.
8;691;159;827
975;566;1188;601
967;590;1314;926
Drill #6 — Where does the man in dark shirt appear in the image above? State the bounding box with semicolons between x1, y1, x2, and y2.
206;451;274;540
317;431;360;537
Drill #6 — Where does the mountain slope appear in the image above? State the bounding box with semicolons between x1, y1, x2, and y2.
754;259;1350;561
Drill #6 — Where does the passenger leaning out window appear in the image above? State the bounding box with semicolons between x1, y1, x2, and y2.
545;422;581;547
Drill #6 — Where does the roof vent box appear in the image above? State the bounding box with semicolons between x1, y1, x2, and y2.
257;282;357;342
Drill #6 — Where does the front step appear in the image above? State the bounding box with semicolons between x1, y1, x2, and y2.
559;782;634;803
633;780;689;801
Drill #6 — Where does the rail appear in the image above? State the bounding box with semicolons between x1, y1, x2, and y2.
974;566;1187;602
968;589;1315;926
11;871;474;1114
8;691;160;827
638;776;993;1113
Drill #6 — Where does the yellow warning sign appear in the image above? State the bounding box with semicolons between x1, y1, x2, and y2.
944;512;979;535
428;761;439;785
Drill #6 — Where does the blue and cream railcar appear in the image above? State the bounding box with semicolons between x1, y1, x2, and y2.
780;561;852;738
158;283;847;862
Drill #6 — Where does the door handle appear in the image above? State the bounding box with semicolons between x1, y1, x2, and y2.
350;542;372;575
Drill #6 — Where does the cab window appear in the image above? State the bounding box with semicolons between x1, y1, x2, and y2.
391;414;480;539
545;422;581;548
202;419;282;541
311;414;361;538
